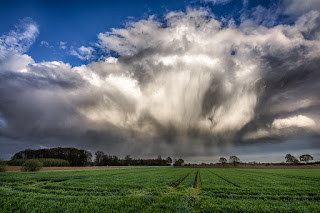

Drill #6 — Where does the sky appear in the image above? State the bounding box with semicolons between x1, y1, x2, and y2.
0;0;320;163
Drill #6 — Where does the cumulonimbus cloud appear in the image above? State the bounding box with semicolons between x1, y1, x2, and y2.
0;4;320;159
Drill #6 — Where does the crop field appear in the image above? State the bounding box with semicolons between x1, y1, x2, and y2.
1;167;320;212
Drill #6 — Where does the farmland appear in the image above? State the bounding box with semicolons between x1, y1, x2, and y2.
0;167;320;212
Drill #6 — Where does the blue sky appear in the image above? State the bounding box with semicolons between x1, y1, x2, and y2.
1;0;320;162
0;0;278;66
1;0;188;65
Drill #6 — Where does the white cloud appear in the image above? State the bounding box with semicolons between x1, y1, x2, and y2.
104;57;118;64
0;18;37;72
70;46;95;60
0;17;38;59
272;115;316;129
0;54;34;72
243;115;318;140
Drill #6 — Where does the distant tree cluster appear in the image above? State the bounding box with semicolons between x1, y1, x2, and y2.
285;154;299;164
216;154;316;166
94;151;174;166
218;157;227;165
229;156;241;166
300;154;313;163
173;158;184;166
11;148;92;166
285;153;314;164
216;156;241;166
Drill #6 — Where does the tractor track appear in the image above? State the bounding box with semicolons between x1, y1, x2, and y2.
190;170;202;213
208;170;240;187
141;171;193;212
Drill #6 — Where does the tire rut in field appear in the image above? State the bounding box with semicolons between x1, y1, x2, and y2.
141;171;193;212
209;170;240;187
190;170;201;213
172;172;193;188
193;170;201;189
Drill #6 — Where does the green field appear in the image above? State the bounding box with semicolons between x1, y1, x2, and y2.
1;167;320;212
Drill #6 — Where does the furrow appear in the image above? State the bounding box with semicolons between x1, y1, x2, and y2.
209;170;240;187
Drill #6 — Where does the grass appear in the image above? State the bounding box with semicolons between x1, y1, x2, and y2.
0;167;320;212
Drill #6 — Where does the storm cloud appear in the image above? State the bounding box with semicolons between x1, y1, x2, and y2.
1;2;320;162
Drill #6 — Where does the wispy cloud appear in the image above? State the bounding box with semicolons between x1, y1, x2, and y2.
0;17;38;59
201;0;232;5
59;41;67;50
40;41;49;47
283;0;320;16
70;46;95;60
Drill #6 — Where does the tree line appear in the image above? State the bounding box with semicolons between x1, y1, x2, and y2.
9;148;316;167
10;148;185;167
94;151;184;166
215;154;315;166
285;154;314;164
11;148;92;166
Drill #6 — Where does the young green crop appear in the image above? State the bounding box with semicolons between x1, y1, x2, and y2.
0;167;193;212
0;167;320;212
199;168;320;212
